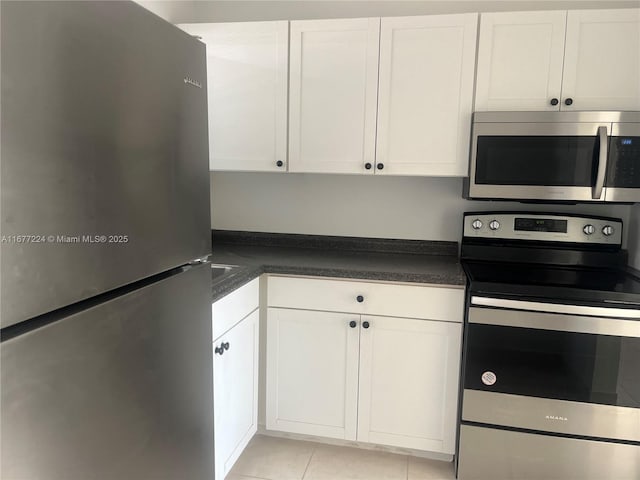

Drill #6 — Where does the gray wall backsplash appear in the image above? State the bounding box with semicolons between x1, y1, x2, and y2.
211;172;633;245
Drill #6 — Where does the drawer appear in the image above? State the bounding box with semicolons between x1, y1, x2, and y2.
267;276;464;322
213;278;259;340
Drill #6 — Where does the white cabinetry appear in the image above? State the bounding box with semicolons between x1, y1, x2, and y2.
288;18;380;174
475;9;640;111
376;14;477;176
178;22;288;171
266;308;359;440
266;276;463;454
212;278;260;480
562;9;640;111
474;11;566;111
357;315;462;453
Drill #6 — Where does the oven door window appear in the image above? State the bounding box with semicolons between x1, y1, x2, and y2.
474;136;598;186
464;323;640;408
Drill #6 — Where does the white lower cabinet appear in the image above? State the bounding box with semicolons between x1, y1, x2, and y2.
357;315;461;453
266;276;464;454
212;279;260;480
266;308;359;440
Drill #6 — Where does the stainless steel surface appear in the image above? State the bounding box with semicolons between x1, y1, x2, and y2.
468;122;608;202
467;111;640;203
469;305;640;337
1;1;211;328
473;111;640;124
457;425;640;480
462;390;640;442
0;264;215;480
593;125;609;199
463;213;623;245
612;122;640;137
470;297;640;322
606;187;640;202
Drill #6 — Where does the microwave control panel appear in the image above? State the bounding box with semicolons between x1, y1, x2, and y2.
463;213;622;246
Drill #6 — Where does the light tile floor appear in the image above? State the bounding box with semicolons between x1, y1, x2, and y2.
228;435;455;480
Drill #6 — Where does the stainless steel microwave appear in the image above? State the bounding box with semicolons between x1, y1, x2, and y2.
464;111;640;203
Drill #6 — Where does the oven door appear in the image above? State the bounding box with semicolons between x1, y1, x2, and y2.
462;297;640;442
468;122;610;202
605;123;640;202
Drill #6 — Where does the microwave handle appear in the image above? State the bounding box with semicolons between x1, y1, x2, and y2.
592;125;609;199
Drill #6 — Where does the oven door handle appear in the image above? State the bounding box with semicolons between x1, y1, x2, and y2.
469;298;640;338
471;296;640;319
592;125;609;200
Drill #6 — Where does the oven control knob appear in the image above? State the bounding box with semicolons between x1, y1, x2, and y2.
602;225;615;236
472;219;483;230
489;220;500;231
583;224;595;235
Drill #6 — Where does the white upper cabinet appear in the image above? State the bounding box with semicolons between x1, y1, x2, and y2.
376;14;478;176
474;10;567;111
561;9;640;111
475;8;640;112
178;22;289;171
288;18;380;174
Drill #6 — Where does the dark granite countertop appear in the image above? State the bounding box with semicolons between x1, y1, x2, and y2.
210;231;466;303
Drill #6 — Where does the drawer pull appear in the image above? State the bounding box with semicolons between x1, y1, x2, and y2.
356;295;364;303
215;344;225;356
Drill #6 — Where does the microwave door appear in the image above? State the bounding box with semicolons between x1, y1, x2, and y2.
604;123;640;203
469;122;610;202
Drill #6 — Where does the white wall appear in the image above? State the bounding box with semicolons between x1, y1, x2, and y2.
628;205;640;270
211;172;632;244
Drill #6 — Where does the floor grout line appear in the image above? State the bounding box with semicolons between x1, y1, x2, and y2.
300;443;317;480
405;454;410;480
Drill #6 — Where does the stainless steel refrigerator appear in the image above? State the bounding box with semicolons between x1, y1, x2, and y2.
1;2;214;478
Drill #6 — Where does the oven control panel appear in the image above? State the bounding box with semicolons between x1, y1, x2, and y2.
463;213;622;245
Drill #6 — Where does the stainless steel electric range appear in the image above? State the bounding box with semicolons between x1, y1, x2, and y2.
457;212;640;480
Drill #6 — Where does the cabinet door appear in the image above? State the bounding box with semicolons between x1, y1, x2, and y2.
562;9;640;111
357;315;462;453
266;308;359;440
288;18;380;174
376;14;477;176
214;309;259;480
179;22;288;171
475;11;566;111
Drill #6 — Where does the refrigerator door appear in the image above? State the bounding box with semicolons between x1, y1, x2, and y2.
1;263;214;480
1;1;211;328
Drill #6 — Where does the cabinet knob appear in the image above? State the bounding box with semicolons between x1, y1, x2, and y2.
564;98;573;106
356;295;364;303
363;321;370;329
215;345;224;356
276;160;284;167
223;342;230;351
349;320;357;328
365;162;372;170
376;163;384;170
550;98;559;106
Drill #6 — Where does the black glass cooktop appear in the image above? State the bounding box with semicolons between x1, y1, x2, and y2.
464;261;640;307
